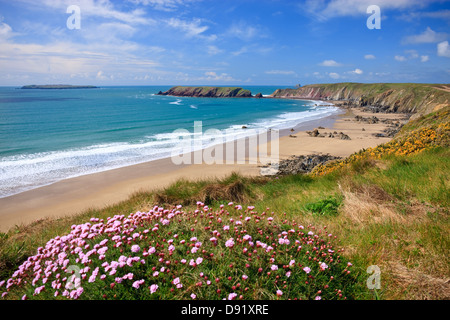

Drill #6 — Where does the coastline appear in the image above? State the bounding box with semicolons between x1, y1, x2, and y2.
0;105;409;232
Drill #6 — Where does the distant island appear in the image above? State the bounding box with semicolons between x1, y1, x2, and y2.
158;86;257;98
21;85;98;89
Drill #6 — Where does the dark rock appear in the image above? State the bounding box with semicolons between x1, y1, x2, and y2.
271;154;342;175
255;93;263;98
338;132;351;140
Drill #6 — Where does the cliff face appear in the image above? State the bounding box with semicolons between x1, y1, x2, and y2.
159;86;253;98
270;83;450;117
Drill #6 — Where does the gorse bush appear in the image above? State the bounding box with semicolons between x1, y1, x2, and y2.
312;121;450;177
1;202;358;300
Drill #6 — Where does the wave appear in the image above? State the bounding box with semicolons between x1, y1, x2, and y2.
0;103;340;198
169;99;183;105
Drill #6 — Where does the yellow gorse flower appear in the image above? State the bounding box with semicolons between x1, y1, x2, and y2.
311;122;450;177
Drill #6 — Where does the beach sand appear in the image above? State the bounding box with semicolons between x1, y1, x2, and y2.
0;107;408;232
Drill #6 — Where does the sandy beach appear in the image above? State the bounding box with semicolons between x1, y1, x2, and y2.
0;106;409;232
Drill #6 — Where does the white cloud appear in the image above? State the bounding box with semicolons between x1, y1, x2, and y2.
420;55;429;62
227;21;260;41
402;27;448;44
25;0;152;25
319;59;342;67
129;0;200;11
203;71;235;82
349;68;363;75
166;18;216;40
207;45;222;55
0;22;13;39
437;41;450;58
398;9;450;22
405;50;419;59
395;55;406;62
328;72;340;79
305;0;436;20
364;54;376;60
265;70;297;76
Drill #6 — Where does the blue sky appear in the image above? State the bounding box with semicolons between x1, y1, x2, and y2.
0;0;449;86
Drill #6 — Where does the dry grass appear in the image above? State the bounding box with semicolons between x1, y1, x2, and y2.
386;262;450;300
338;181;402;224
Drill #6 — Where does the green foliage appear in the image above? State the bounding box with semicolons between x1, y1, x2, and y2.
304;196;342;216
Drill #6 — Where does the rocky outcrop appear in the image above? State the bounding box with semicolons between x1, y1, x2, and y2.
270;83;450;118
306;128;351;140
158;86;253;98
274;154;342;175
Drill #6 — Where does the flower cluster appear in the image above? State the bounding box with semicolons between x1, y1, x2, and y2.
1;203;356;300
312;122;450;176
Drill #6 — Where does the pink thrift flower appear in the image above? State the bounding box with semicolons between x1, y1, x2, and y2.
303;267;311;274
320;262;328;270
225;238;235;248
149;284;158;294
315;296;322;300
132;280;144;289
196;257;203;265
228;293;238;300
131;245;140;253
271;265;278;271
191;293;196;299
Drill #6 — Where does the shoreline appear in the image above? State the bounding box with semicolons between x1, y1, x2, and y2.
0;105;409;232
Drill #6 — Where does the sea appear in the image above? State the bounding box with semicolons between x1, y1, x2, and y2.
0;86;340;198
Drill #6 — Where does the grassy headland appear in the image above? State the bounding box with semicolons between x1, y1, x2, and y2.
158;86;253;97
0;90;449;300
271;83;450;116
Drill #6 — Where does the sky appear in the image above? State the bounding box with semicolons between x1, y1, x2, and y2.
0;0;449;86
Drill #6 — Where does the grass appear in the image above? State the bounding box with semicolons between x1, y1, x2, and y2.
0;108;449;300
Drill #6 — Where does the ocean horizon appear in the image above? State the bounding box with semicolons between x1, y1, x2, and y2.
0;86;340;198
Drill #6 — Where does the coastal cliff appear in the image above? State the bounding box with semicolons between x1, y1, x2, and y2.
270;83;450;118
158;86;253;98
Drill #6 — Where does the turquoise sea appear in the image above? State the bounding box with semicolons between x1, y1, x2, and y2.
0;86;339;198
